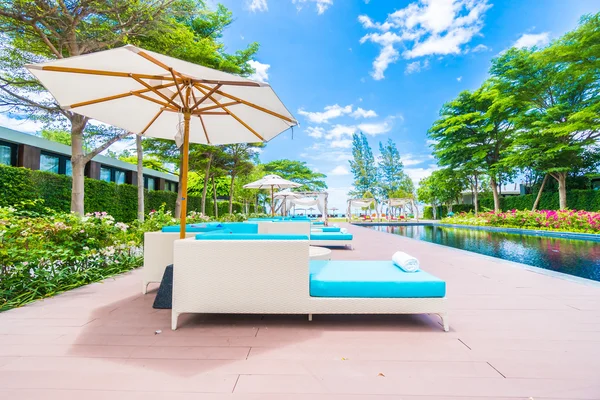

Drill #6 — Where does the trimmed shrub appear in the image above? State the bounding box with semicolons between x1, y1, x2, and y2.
423;204;475;220
0;164;248;222
478;190;600;212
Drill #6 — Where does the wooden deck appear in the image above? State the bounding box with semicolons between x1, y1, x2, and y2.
1;223;600;399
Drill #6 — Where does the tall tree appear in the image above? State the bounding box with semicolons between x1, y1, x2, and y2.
0;0;259;215
261;160;327;192
417;169;464;218
491;15;600;209
136;135;144;222
348;132;377;198
429;82;515;212
377;138;414;198
222;143;261;214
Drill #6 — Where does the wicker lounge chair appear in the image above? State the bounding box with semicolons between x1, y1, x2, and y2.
171;235;448;331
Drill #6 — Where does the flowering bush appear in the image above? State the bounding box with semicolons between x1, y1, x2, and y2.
0;203;278;311
442;209;600;233
0;206;142;311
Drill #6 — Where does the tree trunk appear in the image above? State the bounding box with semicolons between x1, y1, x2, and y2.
201;153;212;215
228;174;236;214
472;174;479;215
554;172;568;210
490;176;501;212
174;147;184;219
532;174;548;211
212;175;218;218
69;115;88;215
136;135;144;222
447;203;453;213
432;203;437;220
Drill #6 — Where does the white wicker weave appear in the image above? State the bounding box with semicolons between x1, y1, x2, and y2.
142;231;195;294
257;221;311;235
172;238;448;331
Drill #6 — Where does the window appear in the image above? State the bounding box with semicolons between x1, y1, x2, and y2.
100;167;111;182
115;170;126;185
99;165;127;184
165;181;178;192
40;153;60;174
0;142;16;166
144;176;156;191
65;159;72;176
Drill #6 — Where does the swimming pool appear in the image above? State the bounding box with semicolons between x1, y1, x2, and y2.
369;224;600;282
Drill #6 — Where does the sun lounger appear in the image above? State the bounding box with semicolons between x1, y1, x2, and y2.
171;236;448;331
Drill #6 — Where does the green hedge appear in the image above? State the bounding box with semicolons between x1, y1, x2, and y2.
0;164;254;221
478;189;600;212
423;204;475;220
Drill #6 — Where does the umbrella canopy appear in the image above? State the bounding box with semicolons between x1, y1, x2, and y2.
26;45;297;238
243;175;301;216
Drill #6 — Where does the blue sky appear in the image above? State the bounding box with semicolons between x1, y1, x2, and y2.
214;0;600;210
2;0;599;212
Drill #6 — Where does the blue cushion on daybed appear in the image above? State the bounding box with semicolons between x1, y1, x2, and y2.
309;261;446;298
319;227;341;232
162;222;223;233
312;221;325;225
195;233;309;240
310;232;353;241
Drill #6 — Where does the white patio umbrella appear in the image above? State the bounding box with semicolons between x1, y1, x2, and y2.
25;45;297;238
243;174;301;216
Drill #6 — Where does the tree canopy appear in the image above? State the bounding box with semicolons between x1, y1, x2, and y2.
261;160;327;192
422;12;600;212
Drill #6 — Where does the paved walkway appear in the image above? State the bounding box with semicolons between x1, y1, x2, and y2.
1;224;600;399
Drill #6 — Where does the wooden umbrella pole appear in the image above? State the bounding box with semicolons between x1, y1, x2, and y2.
179;111;191;239
271;185;275;217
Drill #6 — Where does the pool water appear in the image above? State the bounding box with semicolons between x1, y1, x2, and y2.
371;224;600;282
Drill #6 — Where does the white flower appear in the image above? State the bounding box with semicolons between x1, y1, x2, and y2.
115;222;128;232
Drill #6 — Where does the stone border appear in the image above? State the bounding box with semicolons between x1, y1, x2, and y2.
353;221;600;242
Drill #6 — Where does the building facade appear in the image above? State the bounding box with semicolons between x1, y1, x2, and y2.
0;126;178;192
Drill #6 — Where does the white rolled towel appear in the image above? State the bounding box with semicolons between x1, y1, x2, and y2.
392;251;420;272
340;228;348;234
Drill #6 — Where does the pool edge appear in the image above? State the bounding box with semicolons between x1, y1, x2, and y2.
356;224;600;289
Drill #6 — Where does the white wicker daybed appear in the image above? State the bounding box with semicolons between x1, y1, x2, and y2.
171;236;448;331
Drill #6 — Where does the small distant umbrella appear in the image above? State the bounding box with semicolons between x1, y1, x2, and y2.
243;174;301;216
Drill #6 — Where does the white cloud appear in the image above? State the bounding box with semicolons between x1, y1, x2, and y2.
329;165;350;176
0;114;44;134
513;32;550;49
426;139;438;146
247;0;268;12
456;76;462;82
357;121;392;135
350;107;377;119
405;165;438;184
330;139;353;148
306;126;325;138
298;104;352;124
359;0;491;79
401;153;431;166
247;60;270;83
326;124;356;139
471;43;489;52
292;0;333;14
404;59;430;74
